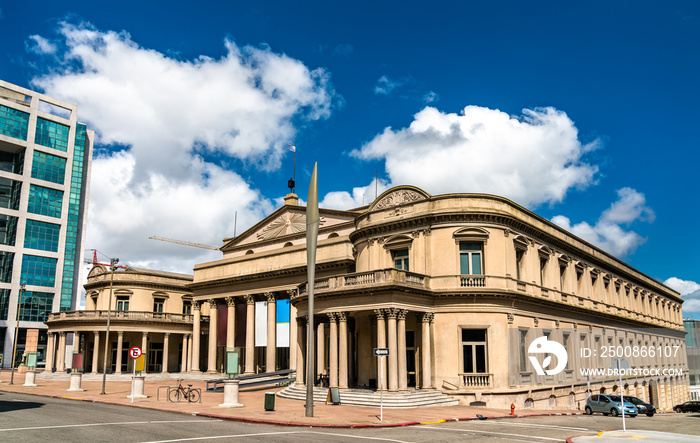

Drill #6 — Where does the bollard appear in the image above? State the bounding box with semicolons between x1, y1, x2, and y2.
23;370;38;387
219;379;244;408
67;372;84;391
511;403;515;416
127;375;148;399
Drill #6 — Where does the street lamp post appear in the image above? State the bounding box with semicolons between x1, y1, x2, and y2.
100;258;118;395
9;283;26;385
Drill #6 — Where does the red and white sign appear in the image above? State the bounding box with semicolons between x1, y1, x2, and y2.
129;346;142;359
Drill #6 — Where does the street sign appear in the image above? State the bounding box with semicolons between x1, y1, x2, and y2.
129;346;142;359
374;348;389;356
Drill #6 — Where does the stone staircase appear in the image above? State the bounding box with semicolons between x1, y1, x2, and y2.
277;384;459;408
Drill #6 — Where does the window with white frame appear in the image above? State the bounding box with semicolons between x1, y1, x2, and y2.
461;329;487;374
459;242;482;275
392;248;409;271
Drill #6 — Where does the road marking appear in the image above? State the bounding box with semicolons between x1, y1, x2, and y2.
473;421;591;431
420;425;561;441
0;419;215;432
143;431;411;443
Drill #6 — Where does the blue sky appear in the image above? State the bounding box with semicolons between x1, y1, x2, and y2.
1;1;699;316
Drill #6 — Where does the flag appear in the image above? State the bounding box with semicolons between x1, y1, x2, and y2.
288;144;296;152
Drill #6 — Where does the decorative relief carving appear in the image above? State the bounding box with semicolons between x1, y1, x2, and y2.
287;289;297;299
327;312;337;322
374;189;426;209
507;313;514;324
256;212;326;240
208;299;218;309
385;308;398;319
533;317;539;327
555;320;560;328
192;301;201;310
421;312;434;323
397;309;408;320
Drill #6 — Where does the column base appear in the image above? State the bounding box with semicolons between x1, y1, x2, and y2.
219;402;244;408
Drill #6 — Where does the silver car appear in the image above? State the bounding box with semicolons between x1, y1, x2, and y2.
585;394;638;417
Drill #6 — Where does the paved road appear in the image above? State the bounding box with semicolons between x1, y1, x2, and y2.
2;391;700;442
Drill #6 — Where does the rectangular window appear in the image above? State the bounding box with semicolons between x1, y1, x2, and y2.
0;214;18;246
28;184;63;218
0;288;10;320
34;117;70;152
461;329;487;373
0;251;14;283
153;298;165;313
0;150;24;174
24;219;61;252
392;248;409;271
116;296;130;311
539;258;547;286
519;329;529;372
19;291;54;322
0;177;21;210
31;151;67;184
559;265;566;291
516;250;525;280
460;242;482;275
182;301;192;315
21;255;57;287
0;105;30;140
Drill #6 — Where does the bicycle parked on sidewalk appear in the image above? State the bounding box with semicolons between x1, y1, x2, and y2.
168;379;201;403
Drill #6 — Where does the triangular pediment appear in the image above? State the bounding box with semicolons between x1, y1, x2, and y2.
221;205;358;251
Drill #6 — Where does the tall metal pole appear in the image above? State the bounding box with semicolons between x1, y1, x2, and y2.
100;258;118;395
9;283;26;385
305;163;319;417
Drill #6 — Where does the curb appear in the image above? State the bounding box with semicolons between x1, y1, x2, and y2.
3;387;597;429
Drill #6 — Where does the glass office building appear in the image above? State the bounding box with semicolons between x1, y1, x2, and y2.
0;80;93;368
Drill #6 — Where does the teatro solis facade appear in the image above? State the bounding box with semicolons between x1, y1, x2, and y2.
44;186;689;410
188;186;688;410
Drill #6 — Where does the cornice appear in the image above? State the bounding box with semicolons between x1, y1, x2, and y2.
189;259;355;290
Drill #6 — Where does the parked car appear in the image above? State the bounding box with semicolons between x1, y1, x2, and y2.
674;401;700;413
625;396;656;416
585;394;638;417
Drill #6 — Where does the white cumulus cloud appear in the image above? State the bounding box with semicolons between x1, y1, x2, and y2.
26;35;57;54
374;75;403;96
353;105;599;208
29;21;337;273
551;188;654;257
664;277;700;296
320;178;390;209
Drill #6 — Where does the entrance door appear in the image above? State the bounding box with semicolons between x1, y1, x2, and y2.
406;331;416;388
148;343;163;372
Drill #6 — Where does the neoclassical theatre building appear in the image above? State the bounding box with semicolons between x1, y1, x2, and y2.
45;186;688;409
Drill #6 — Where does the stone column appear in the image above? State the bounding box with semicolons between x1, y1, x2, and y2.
387;308;399;392
208;299;218;373
45;332;55;372
187;334;193;372
91;331;99;374
244;295;256;375
141;332;148;371
338;312;349;389
181;334;189;372
162;333;170;373
288;290;297;371
397;309;408;391
115;331;124;374
192;301;201;372
316;322;325;379
295;317;306;386
375;309;387;391
421;313;433;389
265;292;276;372
226;297;236;349
57;332;67;372
328;313;339;388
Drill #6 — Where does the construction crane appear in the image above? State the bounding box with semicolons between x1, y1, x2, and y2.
148;236;220;251
84;250;128;269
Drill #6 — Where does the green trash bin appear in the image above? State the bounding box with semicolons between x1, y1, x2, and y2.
264;391;275;411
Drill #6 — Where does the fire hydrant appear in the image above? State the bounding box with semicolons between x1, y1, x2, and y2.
510;403;515;416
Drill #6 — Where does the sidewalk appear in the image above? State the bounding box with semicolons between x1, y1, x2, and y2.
0;370;581;428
